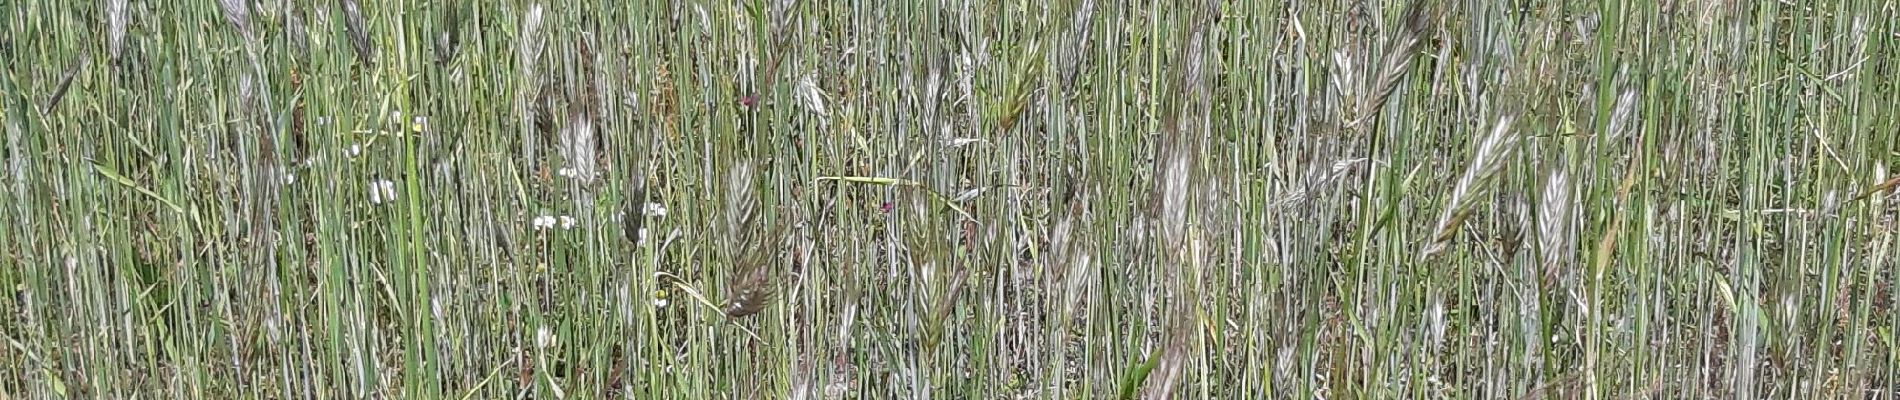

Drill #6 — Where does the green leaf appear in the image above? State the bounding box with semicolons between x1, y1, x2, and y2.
91;161;185;215
1116;351;1163;400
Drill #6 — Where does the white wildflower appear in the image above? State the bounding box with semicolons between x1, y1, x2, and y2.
535;326;556;349
368;179;393;204
378;180;397;203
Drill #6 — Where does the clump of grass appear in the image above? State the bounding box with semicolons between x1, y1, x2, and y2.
1350;0;1434;132
339;0;374;67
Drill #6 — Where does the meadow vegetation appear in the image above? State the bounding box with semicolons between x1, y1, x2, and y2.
2;0;1897;398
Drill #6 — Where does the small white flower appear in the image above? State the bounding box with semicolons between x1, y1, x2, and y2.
378;180;397;202
348;144;363;158
532;215;555;230
652;297;669;308
557;216;576;230
535;326;556;349
367;179;396;204
557;167;577;178
643;202;668;218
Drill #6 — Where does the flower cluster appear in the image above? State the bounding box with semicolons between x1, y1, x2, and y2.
531;215;577;230
367;179;397;204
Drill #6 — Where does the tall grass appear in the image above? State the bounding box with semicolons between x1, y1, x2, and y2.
2;0;1897;399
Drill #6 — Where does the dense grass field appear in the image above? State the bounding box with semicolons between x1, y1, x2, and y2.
3;0;1898;398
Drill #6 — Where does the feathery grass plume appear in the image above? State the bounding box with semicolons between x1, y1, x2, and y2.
1603;87;1639;142
1551;86;1635;282
794;74;829;123
42;54;88;114
338;0;373;67
1151;120;1194;256
724;161;758;238
283;3;308;60
434;5;463;66
106;0;128;62
1149;0;1217;259
1049;164;1092;288
515;4;546;166
517;3;546;76
919;267;968;351
561;36;601;184
724;246;774;318
883;171;965;355
1270;157;1366;210
217;0;252;42
742;0;807;108
1057;0;1097;90
1502;182;1544;371
1499;194;1528;263
721;161;778;318
1420;114;1520;261
1045;163;1094;395
1537;169;1572;287
1351;0;1433;131
1137;3;1218;398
